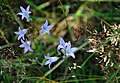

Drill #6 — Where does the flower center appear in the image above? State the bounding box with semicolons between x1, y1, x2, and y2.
20;30;25;35
43;25;48;30
24;12;29;19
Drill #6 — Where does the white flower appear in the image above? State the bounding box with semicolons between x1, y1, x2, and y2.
44;54;59;68
57;37;78;58
14;27;27;40
64;41;77;58
57;37;68;51
17;5;31;21
19;39;33;53
40;20;54;35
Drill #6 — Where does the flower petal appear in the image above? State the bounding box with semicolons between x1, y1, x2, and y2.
28;47;33;52
20;39;25;44
28;11;31;14
68;41;71;48
66;41;71;51
69;53;75;58
45;60;50;65
18;27;21;30
18;35;22;40
71;47;77;52
21;15;25;20
27;41;31;46
25;15;30;21
48;24;54;29
24;46;28;53
57;45;63;51
62;55;66;58
44;54;50;59
23;29;27;33
60;37;65;46
17;13;23;15
40;29;45;34
48;63;51;69
45;20;48;26
22;36;25;40
51;57;58;62
46;30;50;35
20;6;26;13
19;43;25;48
14;32;19;35
26;5;30;12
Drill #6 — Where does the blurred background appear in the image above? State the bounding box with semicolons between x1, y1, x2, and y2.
0;0;120;83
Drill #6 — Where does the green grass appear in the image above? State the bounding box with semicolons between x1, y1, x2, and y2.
0;0;120;83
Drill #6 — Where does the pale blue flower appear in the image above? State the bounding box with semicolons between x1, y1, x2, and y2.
19;39;33;53
40;20;54;35
17;5;31;21
44;53;59;68
57;37;77;58
14;27;27;40
57;37;68;51
64;41;77;58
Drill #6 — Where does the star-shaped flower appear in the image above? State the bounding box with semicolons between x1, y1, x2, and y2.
14;27;27;40
57;37;68;51
44;54;59;68
64;41;77;58
19;39;33;53
57;37;77;58
40;20;54;35
17;5;31;21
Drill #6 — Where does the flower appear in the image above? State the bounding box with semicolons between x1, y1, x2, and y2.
40;20;54;35
57;37;77;58
14;27;27;40
19;39;33;53
44;54;59;68
57;37;68;51
17;5;31;21
64;41;77;58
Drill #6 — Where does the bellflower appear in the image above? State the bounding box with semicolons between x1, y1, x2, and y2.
14;27;27;40
57;37;68;51
17;5;31;21
44;54;59;68
19;39;33;53
40;20;54;35
64;41;77;58
57;37;77;58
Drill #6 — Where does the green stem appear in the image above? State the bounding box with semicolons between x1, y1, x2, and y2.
44;41;91;77
97;16;113;28
4;0;23;28
106;67;120;83
76;40;91;52
58;0;69;29
0;43;16;49
0;29;9;44
44;58;65;77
